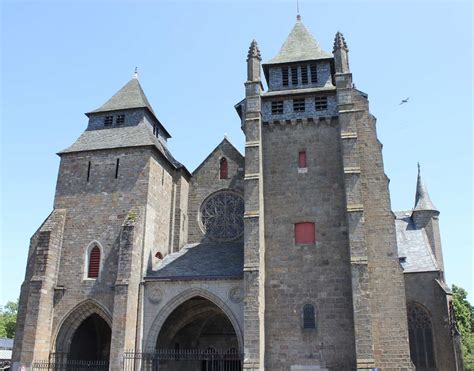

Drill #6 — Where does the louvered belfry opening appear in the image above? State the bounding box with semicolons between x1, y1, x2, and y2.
88;246;101;278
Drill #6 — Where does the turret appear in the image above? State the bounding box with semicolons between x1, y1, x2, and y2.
412;164;445;273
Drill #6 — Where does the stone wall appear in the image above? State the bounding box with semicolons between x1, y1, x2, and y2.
404;272;457;371
261;119;356;370
187;139;244;244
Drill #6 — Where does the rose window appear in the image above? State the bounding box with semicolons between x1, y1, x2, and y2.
200;191;244;241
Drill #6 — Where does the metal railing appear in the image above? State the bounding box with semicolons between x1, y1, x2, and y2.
32;353;109;371
123;349;242;371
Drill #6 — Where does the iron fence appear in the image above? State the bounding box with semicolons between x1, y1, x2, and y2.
32;353;109;371
123;349;242;371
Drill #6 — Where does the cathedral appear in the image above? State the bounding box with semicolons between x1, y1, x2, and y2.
12;16;463;371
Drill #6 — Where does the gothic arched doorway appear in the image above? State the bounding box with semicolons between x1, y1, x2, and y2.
69;313;111;361
155;296;241;370
54;301;112;368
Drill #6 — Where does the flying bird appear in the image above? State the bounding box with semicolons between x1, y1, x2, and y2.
399;97;409;105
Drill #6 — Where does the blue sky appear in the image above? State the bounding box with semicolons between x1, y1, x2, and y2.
1;0;472;304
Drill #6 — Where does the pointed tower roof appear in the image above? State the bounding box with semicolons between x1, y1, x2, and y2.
86;76;156;117
264;16;332;66
413;164;438;212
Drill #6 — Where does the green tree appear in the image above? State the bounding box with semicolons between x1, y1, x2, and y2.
452;285;474;368
0;299;18;339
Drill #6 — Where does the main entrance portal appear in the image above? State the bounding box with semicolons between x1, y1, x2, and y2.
149;296;242;371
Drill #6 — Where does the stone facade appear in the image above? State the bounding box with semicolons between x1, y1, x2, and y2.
12;17;462;371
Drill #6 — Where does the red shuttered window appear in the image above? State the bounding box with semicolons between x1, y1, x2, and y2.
220;158;228;179
298;151;307;168
88;246;101;278
295;222;316;245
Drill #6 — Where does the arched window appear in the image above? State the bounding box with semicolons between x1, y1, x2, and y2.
220;158;228;179
302;304;316;329
88;246;101;278
155;251;163;260
407;303;436;370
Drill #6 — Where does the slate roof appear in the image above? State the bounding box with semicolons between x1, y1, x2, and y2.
59;121;187;172
414;167;437;212
264;17;332;66
87;77;156;116
395;211;439;273
147;241;243;280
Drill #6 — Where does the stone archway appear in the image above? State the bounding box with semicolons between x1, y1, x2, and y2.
155;296;241;371
54;299;112;361
156;297;239;351
146;288;243;353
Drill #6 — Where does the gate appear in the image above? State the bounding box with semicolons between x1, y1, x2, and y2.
123;349;242;371
32;353;109;370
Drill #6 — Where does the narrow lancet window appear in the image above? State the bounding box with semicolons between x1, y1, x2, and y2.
220;158;228;179
115;158;120;179
87;161;91;182
88;246;101;278
303;304;316;329
298;151;307;168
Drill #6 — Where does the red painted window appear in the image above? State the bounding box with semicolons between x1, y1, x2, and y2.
295;222;316;245
88;246;101;278
220;158;228;179
298;151;307;168
155;251;163;260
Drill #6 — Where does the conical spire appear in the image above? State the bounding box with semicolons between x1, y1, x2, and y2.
333;31;348;53
414;163;438;212
265;17;331;65
86;77;155;117
247;39;262;61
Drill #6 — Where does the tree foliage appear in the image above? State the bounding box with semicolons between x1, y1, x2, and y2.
0;299;18;339
452;285;474;368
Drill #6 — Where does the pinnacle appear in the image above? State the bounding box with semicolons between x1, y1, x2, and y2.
333;31;349;53
247;39;262;61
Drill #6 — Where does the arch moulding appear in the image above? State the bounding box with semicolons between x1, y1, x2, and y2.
53;298;112;354
145;287;243;352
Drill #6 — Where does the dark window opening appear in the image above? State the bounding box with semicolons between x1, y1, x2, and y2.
303;304;316;329
295;222;316;245
310;64;318;83
104;116;113;127
301;65;308;84
282;68;289;86
291;66;298;85
220;158;228;179
87;161;91;182
116;115;125;125
293;99;305;112
271;101;284;115
115;158;120;179
407;303;436;370
315;97;328;111
298;151;307;168
155;251;163;259
88;246;100;278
